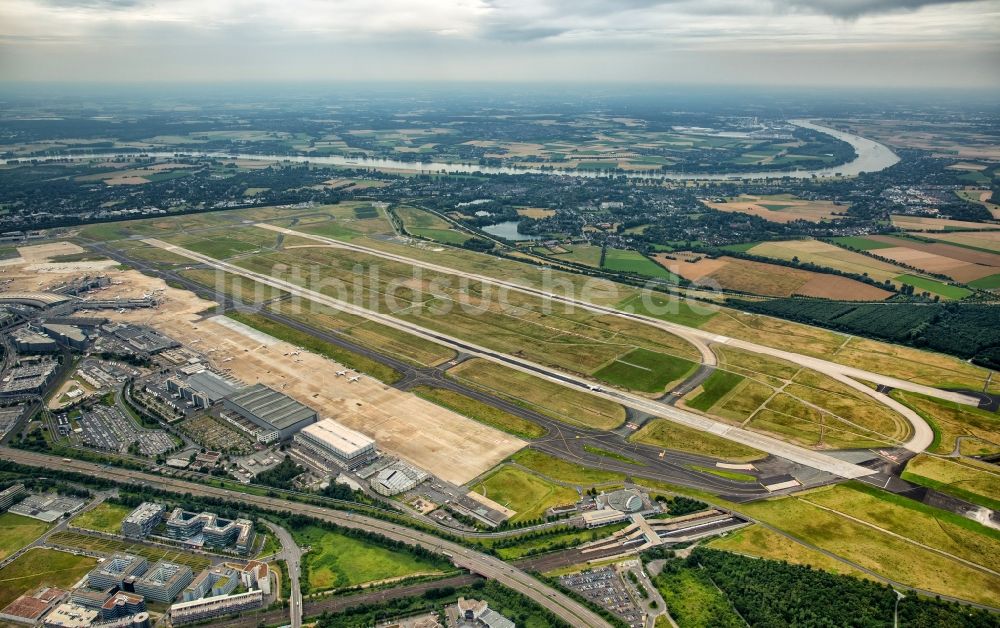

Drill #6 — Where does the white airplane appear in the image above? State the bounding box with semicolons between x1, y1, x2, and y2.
348;376;361;383
335;371;346;377
587;384;602;391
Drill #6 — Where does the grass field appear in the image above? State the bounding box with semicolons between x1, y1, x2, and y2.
511;449;625;486
411;385;543;439
687;465;756;482
686;370;745;411
739;484;1000;605
832;236;895;250
47;531;211;571
969;273;1000;289
593;348;696;393
889;390;1000;456
553;244;603;268
447;359;626;430
630;419;765;462
397;206;470;245
294;525;448;592
69;502;131;534
707;525;871;578
582;444;643;465
901;454;1000;511
615;293;718;328
0;549;97;609
603;249;679;281
0;513;51;561
470;466;579;522
894;274;972;299
802;483;1000;573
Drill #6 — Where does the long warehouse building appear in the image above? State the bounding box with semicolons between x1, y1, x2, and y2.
221;384;317;443
294;418;377;470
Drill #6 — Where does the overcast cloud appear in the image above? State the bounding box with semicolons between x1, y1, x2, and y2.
0;0;997;87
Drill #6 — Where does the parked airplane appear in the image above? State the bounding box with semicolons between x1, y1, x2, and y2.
336;371;346;377
348;376;361;383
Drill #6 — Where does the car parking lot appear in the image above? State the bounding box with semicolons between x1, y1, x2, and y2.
76;405;175;456
559;566;644;627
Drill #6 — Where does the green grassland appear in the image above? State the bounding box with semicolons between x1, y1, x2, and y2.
581;444;643;465
894;274;972;299
396;206;471;245
410;385;544;439
889;390;1000;456
901;454;1000;511
602;249;679;281
552;244;604;268
511;449;626;486
630;419;765;462
447;359;626;430
969;273;1000;289
0;513;51;561
707;525;871;578
470;466;579;522
686;370;745;411
0;549;98;609
294;525;448;593
832;236;896;251
615;293;718;328
69;502;132;534
593;348;696;393
738;484;1000;605
686;465;756;482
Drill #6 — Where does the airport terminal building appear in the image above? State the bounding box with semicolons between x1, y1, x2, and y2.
293;418;377;470
221;384;317;443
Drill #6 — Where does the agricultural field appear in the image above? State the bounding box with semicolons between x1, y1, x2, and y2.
630;418;765;462
891;214;1000;232
516;207;556;219
910;228;1000;253
593;348;696;394
893;274;972;299
655;251;892;300
470;465;579;522
510;449;626;486
410;385;545;439
69;502;132;534
738;485;1000;606
542;244;603;268
747;239;912;282
447;359;626;430
824;119;1000;161
902;454;1000;510
293;525;449;593
856;235;1000;283
602;248;678;280
0;549;98;609
707;525;871;578
396;206;471;245
702;194;847;223
0;513;51;561
47;531;212;571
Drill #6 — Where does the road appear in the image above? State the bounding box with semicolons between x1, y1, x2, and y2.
2;448;613;628
143;237;878;479
263;521;302;628
258;223;972;453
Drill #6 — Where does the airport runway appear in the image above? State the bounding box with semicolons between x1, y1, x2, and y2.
259;223;976;454
142;237;880;479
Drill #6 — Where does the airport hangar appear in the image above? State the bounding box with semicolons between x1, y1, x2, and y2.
221;383;317;444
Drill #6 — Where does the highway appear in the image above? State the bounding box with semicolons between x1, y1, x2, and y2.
144;237;879;479
1;447;613;628
260;223;986;453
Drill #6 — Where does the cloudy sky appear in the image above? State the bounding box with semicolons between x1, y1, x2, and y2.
1;0;998;87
